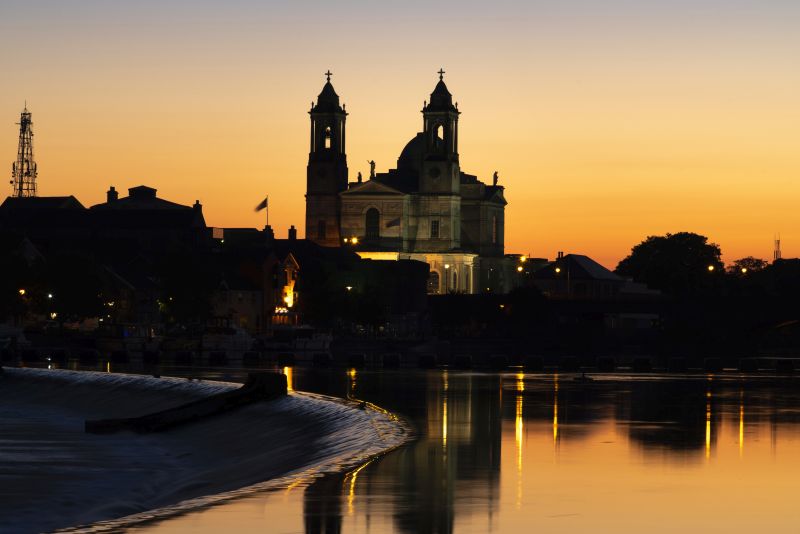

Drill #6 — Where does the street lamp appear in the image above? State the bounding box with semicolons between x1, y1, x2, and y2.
444;264;450;293
516;266;523;272
707;265;715;272
18;289;25;296
741;267;748;274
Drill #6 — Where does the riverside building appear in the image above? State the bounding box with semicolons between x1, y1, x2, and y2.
305;70;514;294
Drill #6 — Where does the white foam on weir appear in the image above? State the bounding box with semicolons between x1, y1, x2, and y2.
60;394;411;533
1;368;410;534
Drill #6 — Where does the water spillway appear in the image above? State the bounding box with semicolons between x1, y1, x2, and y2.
0;368;409;533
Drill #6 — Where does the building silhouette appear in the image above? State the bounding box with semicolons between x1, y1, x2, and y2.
305;71;510;294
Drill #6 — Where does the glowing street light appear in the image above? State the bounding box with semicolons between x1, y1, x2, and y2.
554;267;561;274
47;293;53;299
350;236;359;245
346;286;353;291
741;267;748;274
707;265;715;272
18;289;25;296
517;266;523;272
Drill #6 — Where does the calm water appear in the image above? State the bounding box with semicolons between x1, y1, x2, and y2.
131;369;800;533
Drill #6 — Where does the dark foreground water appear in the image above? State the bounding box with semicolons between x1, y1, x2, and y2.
129;369;800;533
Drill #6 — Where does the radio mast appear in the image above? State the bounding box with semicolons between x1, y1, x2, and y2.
10;105;37;197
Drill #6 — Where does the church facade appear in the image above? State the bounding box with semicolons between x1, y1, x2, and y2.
305;71;510;294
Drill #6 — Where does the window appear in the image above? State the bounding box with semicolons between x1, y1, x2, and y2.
365;208;380;239
324;126;331;149
317;220;326;239
435;124;444;141
492;215;498;244
431;219;440;238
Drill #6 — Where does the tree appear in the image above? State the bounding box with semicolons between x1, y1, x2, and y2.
727;256;768;275
615;232;724;295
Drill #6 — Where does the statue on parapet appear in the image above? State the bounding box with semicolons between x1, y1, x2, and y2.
368;160;376;179
493;171;499;186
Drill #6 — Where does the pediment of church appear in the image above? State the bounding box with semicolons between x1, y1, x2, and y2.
341;180;406;197
485;187;508;206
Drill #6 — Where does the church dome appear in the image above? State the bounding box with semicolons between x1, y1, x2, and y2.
398;133;424;171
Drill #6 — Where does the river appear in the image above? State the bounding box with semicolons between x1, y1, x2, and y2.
129;368;800;533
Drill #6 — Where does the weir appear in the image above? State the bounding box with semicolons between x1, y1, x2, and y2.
85;372;287;434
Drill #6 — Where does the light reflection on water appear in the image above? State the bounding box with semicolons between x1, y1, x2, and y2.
134;370;800;533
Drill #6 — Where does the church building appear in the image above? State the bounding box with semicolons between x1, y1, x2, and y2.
305;70;511;294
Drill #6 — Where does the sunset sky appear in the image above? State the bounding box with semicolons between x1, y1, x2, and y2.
1;0;798;268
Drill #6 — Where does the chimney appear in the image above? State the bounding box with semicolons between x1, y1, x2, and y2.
193;200;202;212
288;225;297;241
107;186;118;203
557;251;564;260
264;224;275;242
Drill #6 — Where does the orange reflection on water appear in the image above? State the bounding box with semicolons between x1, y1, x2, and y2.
344;458;373;516
705;389;712;460
515;392;524;509
553;376;559;445
132;373;800;534
442;397;448;450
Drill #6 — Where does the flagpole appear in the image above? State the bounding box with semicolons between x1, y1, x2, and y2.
266;195;269;228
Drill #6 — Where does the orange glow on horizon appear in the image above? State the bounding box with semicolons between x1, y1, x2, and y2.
3;2;799;269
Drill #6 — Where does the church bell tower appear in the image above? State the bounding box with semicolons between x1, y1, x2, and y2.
420;69;461;195
306;70;348;246
418;69;462;250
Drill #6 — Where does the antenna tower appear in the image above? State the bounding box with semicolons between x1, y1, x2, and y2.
774;233;782;262
10;105;37;197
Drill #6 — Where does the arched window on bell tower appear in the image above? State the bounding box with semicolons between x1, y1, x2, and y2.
324;126;332;149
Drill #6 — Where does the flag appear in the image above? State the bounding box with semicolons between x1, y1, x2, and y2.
386;217;401;228
254;196;268;212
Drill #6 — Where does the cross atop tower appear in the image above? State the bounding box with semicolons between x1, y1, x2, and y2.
438;68;445;81
325;69;333;82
